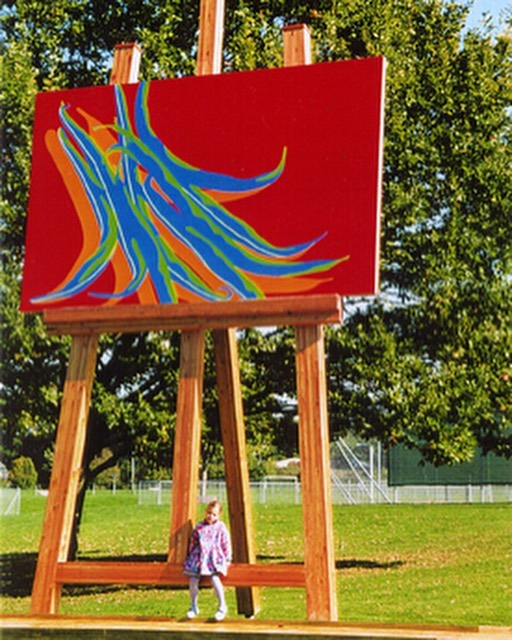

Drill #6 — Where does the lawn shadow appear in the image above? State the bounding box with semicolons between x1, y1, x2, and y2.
336;558;404;570
257;554;404;571
0;552;188;599
0;552;38;597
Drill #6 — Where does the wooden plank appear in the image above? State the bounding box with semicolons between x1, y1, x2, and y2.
168;330;205;563
109;43;141;84
43;295;342;335
5;615;510;640
213;329;260;616
55;561;305;588
283;24;312;66
196;0;225;75
30;335;98;614
295;325;337;622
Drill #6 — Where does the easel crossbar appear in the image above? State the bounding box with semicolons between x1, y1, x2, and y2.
56;561;306;588
43;295;342;335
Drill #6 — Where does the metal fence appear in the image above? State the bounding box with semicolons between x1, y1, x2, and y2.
0;488;21;516
138;478;302;506
137;478;512;506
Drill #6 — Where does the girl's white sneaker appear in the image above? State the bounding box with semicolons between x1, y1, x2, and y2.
214;607;227;622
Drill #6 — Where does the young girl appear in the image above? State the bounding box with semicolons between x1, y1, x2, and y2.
183;500;232;621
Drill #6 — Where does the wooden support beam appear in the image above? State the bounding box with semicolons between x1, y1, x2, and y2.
295;325;338;621
4;613;507;639
43;295;342;336
197;0;225;75
55;561;305;588
283;24;312;66
109;42;142;84
213;329;260;617
30;335;98;614
283;25;337;622
168;330;206;563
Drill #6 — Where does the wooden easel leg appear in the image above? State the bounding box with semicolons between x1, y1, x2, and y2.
213;329;260;617
168;330;205;563
295;325;338;621
30;334;98;614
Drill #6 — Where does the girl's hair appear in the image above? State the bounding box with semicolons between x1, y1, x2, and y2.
206;499;222;512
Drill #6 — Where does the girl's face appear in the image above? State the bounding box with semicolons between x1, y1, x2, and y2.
205;504;220;524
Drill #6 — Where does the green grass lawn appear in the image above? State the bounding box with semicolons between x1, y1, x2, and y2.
0;490;510;626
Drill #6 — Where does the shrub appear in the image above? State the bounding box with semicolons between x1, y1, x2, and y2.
10;456;38;489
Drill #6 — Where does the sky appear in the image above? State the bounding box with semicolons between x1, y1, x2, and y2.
465;0;511;30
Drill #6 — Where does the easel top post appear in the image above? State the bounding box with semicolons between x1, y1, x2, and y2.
197;0;225;75
110;43;142;84
283;24;312;66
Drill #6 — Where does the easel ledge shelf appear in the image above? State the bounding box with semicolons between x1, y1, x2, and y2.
43;294;343;335
55;561;306;588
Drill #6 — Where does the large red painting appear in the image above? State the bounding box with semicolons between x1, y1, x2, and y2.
21;57;385;311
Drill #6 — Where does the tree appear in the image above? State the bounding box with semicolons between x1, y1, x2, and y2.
1;34;70;482
1;0;511;534
319;2;512;464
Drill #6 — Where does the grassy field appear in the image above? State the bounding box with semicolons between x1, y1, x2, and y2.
0;490;510;626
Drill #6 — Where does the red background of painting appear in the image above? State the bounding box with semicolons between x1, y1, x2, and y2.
21;57;385;310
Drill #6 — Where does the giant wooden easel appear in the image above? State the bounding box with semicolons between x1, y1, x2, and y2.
30;0;340;622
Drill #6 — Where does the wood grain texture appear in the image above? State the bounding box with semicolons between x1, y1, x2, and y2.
295;324;338;622
109;43;141;84
55;561;305;588
43;296;342;335
283;24;312;66
30;335;98;613
3;614;510;640
196;0;225;75
168;331;205;563
213;329;260;615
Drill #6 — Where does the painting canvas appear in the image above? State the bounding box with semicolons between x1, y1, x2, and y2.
21;57;385;311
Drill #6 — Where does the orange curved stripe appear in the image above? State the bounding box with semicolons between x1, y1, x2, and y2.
174;283;204;303
136;273;159;304
77;108;124;172
202;185;267;203
45;129;101;290
249;273;333;295
77;108;117;155
101;245;134;305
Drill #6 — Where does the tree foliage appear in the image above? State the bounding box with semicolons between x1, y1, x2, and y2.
1;0;511;511
10;455;38;489
322;2;512;464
